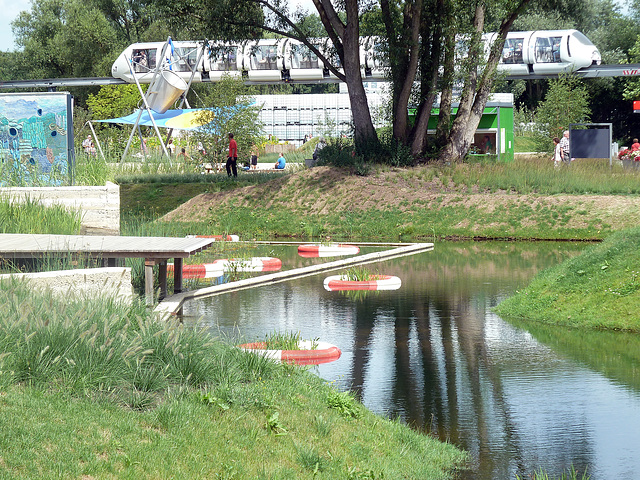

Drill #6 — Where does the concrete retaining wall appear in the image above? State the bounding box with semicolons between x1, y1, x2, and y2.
0;182;120;235
0;267;134;304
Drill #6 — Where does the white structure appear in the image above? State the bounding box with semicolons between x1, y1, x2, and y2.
254;84;388;145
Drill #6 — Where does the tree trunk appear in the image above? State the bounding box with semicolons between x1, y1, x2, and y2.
314;0;378;148
385;0;422;144
438;0;531;163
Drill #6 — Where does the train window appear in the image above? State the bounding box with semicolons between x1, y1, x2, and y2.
501;38;524;64
291;44;319;69
251;45;279;70
535;36;562;63
172;47;198;72
132;49;156;73
210;47;238;71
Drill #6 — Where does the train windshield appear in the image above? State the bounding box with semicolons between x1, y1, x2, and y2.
535;36;562;63
209;46;239;71
131;49;157;73
501;38;524;64
251;45;279;70
291;44;319;69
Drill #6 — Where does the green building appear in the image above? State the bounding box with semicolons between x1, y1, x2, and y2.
426;93;515;161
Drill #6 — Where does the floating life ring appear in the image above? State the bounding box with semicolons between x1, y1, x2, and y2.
187;234;240;242
167;262;224;279
238;340;342;365
212;256;282;272
323;274;401;291
168;257;282;278
298;243;360;257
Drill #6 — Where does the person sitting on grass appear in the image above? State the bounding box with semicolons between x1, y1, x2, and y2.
274;153;286;169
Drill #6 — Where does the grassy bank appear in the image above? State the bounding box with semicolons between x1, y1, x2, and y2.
0;278;467;479
141;158;640;242
495;227;640;332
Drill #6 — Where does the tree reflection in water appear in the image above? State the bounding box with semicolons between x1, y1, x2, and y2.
185;241;640;480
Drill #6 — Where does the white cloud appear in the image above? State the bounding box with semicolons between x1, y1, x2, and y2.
0;0;30;52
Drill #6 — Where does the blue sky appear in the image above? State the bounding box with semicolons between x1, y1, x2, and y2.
0;0;316;53
0;0;28;52
1;1;629;55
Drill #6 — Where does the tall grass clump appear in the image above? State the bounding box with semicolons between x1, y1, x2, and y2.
0;276;280;404
450;156;640;195
0;196;82;235
74;151;112;186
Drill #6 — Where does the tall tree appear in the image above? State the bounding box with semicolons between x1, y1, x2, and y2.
155;0;380;148
12;0;120;79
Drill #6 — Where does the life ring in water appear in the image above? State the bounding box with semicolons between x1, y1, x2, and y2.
323;274;401;291
168;257;281;278
238;340;342;365
298;243;360;257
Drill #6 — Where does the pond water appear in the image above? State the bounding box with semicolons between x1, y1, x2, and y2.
181;241;640;479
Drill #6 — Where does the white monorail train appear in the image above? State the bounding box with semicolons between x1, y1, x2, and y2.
111;29;601;84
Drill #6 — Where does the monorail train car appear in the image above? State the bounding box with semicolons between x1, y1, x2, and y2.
487;29;601;76
111;37;381;84
111;30;600;84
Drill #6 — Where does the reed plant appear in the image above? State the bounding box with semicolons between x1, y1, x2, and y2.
449;156;640;195
0;196;82;235
342;266;377;282
0;276;279;401
73;152;111;186
262;331;319;350
515;465;590;480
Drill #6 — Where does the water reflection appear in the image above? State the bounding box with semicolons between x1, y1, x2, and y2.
182;241;640;479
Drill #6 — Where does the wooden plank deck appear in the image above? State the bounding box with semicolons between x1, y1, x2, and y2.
0;234;214;303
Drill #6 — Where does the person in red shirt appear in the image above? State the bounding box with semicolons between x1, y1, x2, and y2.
632;138;640;151
226;133;238;177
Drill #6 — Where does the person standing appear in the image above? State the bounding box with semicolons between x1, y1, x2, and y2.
559;130;570;164
250;146;259;169
227;133;238;177
82;135;95;156
167;139;176;156
552;137;562;168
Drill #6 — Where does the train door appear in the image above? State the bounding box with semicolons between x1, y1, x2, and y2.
285;40;323;81
247;40;283;82
205;43;242;81
530;32;570;74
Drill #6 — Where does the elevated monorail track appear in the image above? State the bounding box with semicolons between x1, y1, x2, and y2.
2;64;640;91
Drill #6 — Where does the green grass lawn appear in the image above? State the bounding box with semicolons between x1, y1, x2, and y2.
495;226;640;332
0;278;468;479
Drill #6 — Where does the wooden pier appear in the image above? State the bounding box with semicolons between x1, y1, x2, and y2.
154;242;434;315
0;233;214;302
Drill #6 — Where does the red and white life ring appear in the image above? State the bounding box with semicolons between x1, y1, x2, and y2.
298;243;360;258
238;340;342;365
323;274;402;291
167;262;224;279
187;234;240;242
212;257;282;272
167;257;281;278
